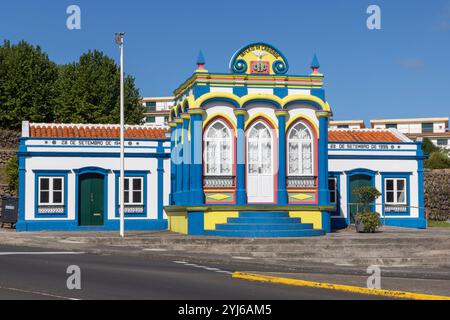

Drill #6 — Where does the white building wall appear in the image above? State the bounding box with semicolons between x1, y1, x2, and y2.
24;152;167;222
329;158;420;220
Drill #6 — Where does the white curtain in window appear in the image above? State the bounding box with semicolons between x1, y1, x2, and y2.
288;122;313;176
247;122;272;174
205;121;232;175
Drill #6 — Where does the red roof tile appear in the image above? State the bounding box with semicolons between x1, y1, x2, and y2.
30;123;168;140
328;129;406;143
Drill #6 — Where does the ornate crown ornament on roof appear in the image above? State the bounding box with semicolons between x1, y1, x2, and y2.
229;42;289;75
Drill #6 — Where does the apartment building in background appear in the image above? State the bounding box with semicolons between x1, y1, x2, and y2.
142;96;174;125
370;117;450;150
329;120;365;129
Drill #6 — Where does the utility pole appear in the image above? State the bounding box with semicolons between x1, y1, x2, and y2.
115;32;125;238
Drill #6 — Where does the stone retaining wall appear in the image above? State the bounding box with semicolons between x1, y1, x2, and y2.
0;129;19;200
424;169;450;221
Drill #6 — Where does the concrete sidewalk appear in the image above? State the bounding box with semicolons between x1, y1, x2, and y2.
0;226;449;271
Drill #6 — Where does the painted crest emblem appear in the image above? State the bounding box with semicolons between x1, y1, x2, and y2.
229;43;289;75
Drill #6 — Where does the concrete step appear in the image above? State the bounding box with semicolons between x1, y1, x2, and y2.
216;223;314;231
238;212;290;218
204;229;326;238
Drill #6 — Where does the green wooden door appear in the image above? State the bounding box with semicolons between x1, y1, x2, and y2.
349;174;373;223
79;174;104;226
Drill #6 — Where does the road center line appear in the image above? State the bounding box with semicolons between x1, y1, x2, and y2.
0;252;85;256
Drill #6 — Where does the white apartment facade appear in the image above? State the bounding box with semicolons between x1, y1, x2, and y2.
142;96;174;125
370;117;449;150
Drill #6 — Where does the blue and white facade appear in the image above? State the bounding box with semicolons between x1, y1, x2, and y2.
16;122;170;231
15;42;426;235
328;130;426;229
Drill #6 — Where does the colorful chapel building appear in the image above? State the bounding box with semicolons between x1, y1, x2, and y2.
16;43;426;235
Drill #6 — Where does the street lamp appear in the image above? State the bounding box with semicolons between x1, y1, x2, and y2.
115;32;125;238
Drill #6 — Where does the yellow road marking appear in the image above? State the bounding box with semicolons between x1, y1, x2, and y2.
232;272;450;300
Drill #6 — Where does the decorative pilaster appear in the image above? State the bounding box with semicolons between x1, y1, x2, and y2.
316;110;331;233
188;109;205;205
275;110;289;205
174;119;183;205
168;122;177;205
181;113;191;205
234;109;248;205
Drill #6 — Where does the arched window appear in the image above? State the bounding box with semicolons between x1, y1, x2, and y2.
204;120;233;176
288;122;314;176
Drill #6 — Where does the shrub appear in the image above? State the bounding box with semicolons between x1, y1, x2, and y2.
5;156;18;194
353;186;381;213
425;151;450;169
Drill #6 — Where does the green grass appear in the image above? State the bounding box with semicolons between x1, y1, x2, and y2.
428;220;450;228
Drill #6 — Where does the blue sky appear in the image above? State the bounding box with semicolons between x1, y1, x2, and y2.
1;0;449;123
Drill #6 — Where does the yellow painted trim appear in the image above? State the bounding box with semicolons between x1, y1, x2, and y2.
285;114;320;137
232;273;450;301
289;211;322;229
203;112;237;131
245;112;278;130
194;92;241;109
282;94;330;111
193;92;331;112
240;94;283;108
204;211;239;231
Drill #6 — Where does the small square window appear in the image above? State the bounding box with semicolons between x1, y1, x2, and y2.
422;123;434;133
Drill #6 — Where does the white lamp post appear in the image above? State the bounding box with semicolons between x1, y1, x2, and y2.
115;32;125;238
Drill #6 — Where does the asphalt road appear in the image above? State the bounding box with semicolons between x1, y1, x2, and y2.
0;245;380;300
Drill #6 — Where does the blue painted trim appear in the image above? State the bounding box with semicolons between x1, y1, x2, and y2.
193;85;210;99
169;127;176;205
328;173;340;217
311;88;325;101
417;146;425;225
22;152;170;159
321;211;331;233
187;211;204;235
329;148;418;152
284;100;322;110
273;87;288;98
113;171;148;218
383;218;427;229
233;86;248;97
381;174;411;217
329;141;420;146
182;117;190;205
318;116;329;206
331;155;426;160
16;219;168;232
33;170;70;218
189;113;204;205
200;97;240;108
345;168;378;176
242;99;281;109
174;123;183;205
276;113;288;205
157;158;165;220
74;167;109;226
330;217;348;230
235;113;247;205
26;137;169;142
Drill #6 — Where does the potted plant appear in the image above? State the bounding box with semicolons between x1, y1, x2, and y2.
353;186;382;233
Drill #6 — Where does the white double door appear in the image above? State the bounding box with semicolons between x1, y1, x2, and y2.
246;121;274;203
